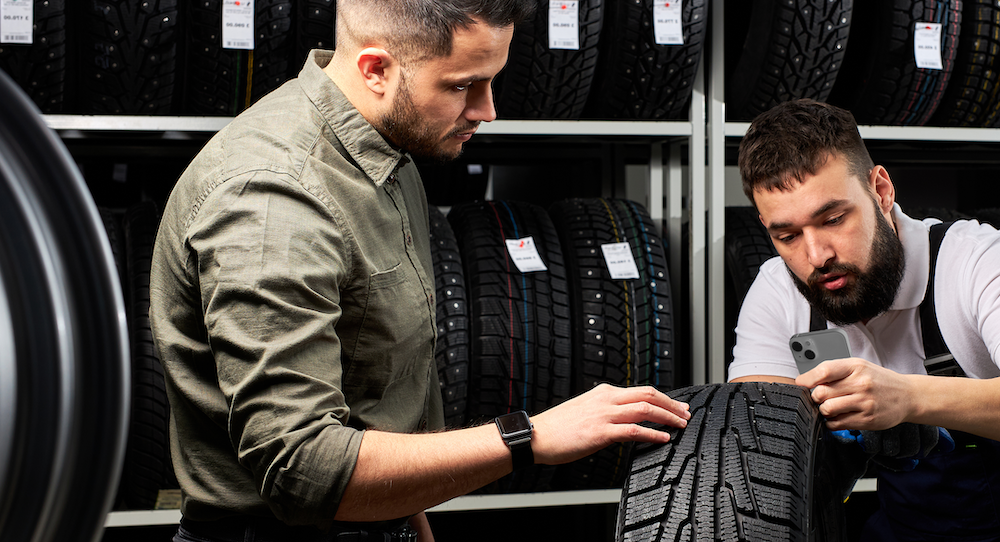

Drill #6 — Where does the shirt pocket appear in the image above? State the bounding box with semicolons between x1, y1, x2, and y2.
343;262;432;392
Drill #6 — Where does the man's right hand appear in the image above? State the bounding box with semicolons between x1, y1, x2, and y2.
529;383;691;466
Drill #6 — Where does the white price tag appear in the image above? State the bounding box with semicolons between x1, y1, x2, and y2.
914;22;943;70
548;1;579;50
222;0;254;50
601;242;640;280
1;0;33;45
505;237;548;273
653;1;684;45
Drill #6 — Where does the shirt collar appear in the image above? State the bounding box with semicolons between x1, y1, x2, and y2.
299;49;407;188
891;203;936;311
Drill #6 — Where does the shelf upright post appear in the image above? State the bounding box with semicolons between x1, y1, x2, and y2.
689;47;708;385
706;0;728;384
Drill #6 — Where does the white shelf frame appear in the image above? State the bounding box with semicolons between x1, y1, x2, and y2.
103;480;879;528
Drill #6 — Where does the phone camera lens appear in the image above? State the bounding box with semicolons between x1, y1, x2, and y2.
791;341;803;352
805;350;816;360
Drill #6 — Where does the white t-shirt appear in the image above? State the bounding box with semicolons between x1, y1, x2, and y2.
728;205;1000;382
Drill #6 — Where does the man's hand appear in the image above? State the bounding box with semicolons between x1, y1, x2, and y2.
795;357;914;431
530;383;691;466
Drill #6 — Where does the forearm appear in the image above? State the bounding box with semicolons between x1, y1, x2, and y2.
333;384;691;522
905;374;1000;441
335;423;511;522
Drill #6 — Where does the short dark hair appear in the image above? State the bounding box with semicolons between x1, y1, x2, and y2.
336;0;536;65
738;99;874;206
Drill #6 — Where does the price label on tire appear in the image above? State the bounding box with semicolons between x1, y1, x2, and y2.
548;1;579;50
600;242;640;280
653;1;684;45
222;0;254;50
0;0;33;45
914;22;943;70
505;236;548;273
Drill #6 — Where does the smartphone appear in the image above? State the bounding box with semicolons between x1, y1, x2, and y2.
789;328;852;374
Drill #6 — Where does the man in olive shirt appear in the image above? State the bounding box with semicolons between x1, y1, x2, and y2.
150;1;692;540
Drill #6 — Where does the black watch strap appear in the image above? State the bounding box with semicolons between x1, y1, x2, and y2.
495;411;534;471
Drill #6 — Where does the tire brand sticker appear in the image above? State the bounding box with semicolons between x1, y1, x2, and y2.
548;1;579;50
914;22;943;70
0;0;32;45
222;0;254;50
601;242;640;280
505;236;548;273
653;1;684;45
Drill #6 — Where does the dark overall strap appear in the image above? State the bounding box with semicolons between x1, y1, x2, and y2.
809;221;965;377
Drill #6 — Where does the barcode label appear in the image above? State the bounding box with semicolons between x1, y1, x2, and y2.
222;0;254;50
1;0;33;45
653;1;684;45
548;1;579;50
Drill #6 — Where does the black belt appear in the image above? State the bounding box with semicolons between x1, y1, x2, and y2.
178;515;417;542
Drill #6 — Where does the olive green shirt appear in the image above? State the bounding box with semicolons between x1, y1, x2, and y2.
149;50;443;528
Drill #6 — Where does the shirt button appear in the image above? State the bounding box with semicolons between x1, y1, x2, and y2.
387;173;397;184
406;234;412;245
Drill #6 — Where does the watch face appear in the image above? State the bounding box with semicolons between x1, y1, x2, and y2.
498;411;531;434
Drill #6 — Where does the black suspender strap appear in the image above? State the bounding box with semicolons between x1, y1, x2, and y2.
805;221;964;377
923;222;966;377
809;304;826;332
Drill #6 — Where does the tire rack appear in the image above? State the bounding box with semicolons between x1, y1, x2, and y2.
45;113;702;527
47;1;1000;527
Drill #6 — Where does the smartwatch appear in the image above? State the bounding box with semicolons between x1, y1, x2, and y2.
495;410;534;471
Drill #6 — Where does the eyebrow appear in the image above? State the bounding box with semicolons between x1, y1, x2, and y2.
766;199;851;232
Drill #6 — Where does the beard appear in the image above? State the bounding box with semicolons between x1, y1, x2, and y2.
373;73;478;163
790;200;905;326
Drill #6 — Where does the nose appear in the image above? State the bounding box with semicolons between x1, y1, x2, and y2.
804;229;835;269
466;84;498;123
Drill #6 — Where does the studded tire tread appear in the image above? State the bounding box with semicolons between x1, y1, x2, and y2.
617;382;845;542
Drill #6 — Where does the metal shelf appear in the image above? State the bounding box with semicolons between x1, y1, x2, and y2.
104;489;623;528
43;115;693;138
726;121;1000;142
103;479;878;527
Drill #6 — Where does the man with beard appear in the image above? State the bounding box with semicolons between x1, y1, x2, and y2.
148;1;693;541
730;98;1000;541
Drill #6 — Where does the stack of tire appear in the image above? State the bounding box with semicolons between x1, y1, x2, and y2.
99;202;179;511
496;0;708;120
0;0;707;120
428;198;676;492
729;0;1000;127
0;0;334;115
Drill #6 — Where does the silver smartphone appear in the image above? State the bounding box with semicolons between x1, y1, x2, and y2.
789;328;852;374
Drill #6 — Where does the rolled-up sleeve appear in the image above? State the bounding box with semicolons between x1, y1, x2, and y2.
190;171;363;523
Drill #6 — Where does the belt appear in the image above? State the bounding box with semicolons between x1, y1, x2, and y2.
179;515;417;542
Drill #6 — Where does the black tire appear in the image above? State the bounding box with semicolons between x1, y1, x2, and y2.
78;0;179;115
295;0;335;69
724;206;778;373
428;205;470;428
0;0;68;113
828;0;962;126
930;0;1000;126
116;201;176;510
182;0;294;116
448;200;572;492
725;0;853;122
725;207;777;306
0;68;129;542
494;0;603;119
548;198;676;490
584;0;707;120
616;382;846;542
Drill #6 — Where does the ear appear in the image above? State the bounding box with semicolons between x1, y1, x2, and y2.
356;47;396;95
869;165;896;216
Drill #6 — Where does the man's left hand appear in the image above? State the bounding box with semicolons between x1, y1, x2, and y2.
795;357;914;431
